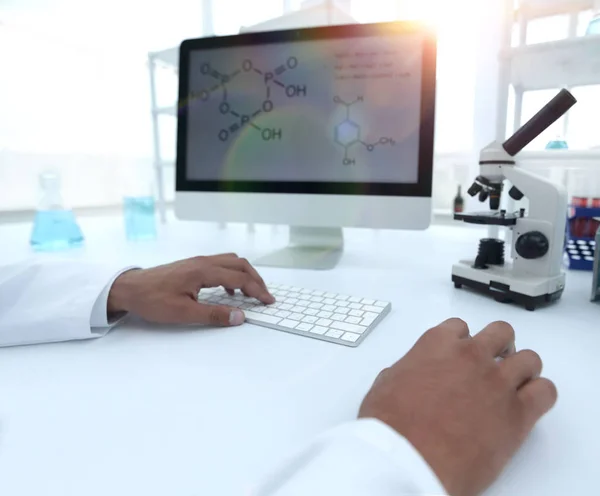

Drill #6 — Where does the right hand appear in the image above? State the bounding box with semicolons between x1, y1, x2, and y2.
358;318;557;496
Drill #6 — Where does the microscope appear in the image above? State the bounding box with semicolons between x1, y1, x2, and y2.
452;89;577;311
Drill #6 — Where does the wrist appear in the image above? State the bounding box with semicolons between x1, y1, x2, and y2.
107;269;140;314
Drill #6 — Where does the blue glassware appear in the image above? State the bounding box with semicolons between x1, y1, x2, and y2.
123;196;157;241
30;171;84;252
545;137;568;150
586;14;600;35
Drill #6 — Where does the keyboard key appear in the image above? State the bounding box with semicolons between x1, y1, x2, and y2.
345;316;362;324
290;313;304;321
349;303;362;310
324;292;337;298
361;299;375;305
374;301;388;308
335;294;349;301
331;313;347;322
275;310;291;318
302;315;319;324
335;307;349;315
240;303;255;310
301;289;312;294
264;308;279;315
335;301;349;308
361;316;377;326
323;298;336;305
362;305;384;313
296;297;310;305
286;298;299;305
349;296;362;303
296;323;313;332
310;296;324;303
280;319;299;329
330;321;367;334
311;326;328;335
316;318;332;327
364;312;379;320
349;310;364;317
341;332;360;343
298;294;311;301
309;303;323;310
304;308;319;316
280;304;293;311
292;306;306;313
251;306;265;313
229;301;244;307
322;304;336;312
325;330;344;339
317;311;333;319
244;311;282;325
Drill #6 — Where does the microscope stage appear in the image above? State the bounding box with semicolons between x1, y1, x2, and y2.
451;261;565;311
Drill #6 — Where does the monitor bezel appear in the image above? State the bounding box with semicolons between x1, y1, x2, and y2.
176;21;436;197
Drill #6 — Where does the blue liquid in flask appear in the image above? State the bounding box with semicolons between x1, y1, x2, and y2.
123;196;157;241
30;210;85;251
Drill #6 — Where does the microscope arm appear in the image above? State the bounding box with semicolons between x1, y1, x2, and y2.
502;166;567;223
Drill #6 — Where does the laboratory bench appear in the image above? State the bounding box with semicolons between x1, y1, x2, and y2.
0;216;597;496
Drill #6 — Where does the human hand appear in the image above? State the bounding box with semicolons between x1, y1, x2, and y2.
358;319;557;496
107;253;275;327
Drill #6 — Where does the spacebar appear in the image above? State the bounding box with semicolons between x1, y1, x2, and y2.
244;311;282;325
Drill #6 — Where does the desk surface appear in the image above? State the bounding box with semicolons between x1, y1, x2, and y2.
0;217;597;496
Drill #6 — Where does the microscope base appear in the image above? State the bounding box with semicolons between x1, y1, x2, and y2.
451;261;565;311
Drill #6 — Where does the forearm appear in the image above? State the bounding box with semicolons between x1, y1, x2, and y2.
0;260;132;347
251;419;446;496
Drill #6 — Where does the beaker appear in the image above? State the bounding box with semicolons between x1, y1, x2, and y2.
30;170;85;251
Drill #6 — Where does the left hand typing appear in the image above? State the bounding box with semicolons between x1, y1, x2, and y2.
107;253;275;327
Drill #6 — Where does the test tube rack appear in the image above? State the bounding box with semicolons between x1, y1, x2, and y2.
565;207;600;271
592;226;600;302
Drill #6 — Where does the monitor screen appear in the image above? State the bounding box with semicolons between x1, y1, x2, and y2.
177;22;436;196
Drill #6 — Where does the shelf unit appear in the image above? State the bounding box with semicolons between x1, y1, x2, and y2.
498;0;600;142
148;46;179;222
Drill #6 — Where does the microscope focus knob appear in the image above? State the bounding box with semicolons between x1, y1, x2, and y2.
515;231;549;259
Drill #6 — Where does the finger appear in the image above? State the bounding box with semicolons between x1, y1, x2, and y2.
437;318;470;339
500;349;543;389
177;300;246;326
518;378;558;430
205;253;238;261
203;266;273;304
473;321;516;358
216;257;272;298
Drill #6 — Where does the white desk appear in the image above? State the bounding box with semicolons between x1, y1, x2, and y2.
0;217;597;496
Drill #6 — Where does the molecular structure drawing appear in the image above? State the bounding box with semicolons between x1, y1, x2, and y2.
333;96;396;165
191;56;307;143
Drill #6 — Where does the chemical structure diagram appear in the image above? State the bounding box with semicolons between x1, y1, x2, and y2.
190;56;307;143
333;96;396;165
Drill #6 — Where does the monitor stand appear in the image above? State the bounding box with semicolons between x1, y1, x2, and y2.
254;226;344;270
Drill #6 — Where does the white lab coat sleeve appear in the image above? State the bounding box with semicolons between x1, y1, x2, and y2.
0;260;134;347
251;418;447;496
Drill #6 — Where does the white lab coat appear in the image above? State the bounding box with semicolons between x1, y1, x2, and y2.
0;260;447;495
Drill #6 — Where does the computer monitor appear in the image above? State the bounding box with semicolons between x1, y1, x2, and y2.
176;21;437;270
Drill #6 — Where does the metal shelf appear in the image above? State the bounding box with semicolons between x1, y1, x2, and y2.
507;35;600;90
154;105;177;116
516;0;595;20
150;46;179;69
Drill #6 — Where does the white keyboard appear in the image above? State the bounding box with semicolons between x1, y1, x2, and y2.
198;284;391;347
